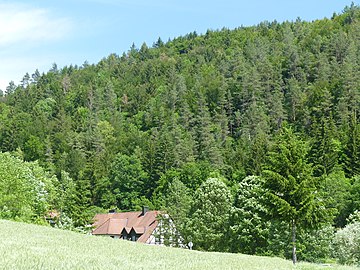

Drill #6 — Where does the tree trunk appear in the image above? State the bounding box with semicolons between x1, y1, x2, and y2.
292;220;297;265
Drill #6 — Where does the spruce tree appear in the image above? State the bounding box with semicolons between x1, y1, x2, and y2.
262;126;329;264
343;112;360;177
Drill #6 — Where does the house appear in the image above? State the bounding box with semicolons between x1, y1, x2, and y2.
92;206;165;245
92;207;185;247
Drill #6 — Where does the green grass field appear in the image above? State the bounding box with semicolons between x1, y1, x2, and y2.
0;220;358;270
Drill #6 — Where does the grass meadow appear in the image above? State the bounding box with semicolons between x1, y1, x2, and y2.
0;219;358;270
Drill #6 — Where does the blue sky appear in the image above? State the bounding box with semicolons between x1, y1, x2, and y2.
0;0;358;91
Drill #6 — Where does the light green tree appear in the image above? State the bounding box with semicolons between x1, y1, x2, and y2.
333;211;360;265
186;177;232;251
164;177;193;243
0;152;56;223
229;175;269;254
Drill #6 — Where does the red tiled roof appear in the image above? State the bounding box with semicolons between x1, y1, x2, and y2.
133;226;145;234
138;221;158;243
93;218;128;235
92;211;159;243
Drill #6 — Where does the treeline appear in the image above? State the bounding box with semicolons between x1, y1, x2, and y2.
1;3;360;263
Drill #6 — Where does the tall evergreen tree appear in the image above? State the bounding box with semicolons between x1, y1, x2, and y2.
192;85;223;166
343;112;360;177
262;126;330;264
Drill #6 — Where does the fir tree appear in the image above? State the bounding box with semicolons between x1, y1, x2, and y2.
262;126;330;264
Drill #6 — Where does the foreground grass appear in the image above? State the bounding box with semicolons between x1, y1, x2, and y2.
0;220;358;270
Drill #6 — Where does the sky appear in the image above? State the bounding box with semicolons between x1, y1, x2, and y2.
0;0;358;91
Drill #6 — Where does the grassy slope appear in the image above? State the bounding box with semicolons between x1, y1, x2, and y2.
0;220;358;270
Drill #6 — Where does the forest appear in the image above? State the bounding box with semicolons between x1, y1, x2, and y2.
1;4;360;265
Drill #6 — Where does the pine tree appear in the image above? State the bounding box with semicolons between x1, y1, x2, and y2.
307;82;340;175
192;86;223;166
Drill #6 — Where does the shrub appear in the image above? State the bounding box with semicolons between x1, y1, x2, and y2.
333;211;360;265
0;152;56;223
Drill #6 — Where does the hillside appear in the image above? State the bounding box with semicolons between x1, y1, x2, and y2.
0;220;356;270
1;3;360;263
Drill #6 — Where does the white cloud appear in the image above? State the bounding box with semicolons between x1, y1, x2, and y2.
0;3;72;47
0;3;74;90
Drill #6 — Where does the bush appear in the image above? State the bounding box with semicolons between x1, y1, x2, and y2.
333;211;360;265
0;152;56;223
297;224;334;263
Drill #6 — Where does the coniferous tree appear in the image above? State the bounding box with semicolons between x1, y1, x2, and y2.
343;113;360;177
0;7;359;250
192;85;222;166
262;126;330;264
307;82;340;175
5;81;16;95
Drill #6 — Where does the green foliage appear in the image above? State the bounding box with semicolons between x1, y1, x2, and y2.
186;177;232;251
0;152;56;223
262;126;330;263
108;153;148;210
349;175;360;216
55;170;90;227
163;177;193;238
263;126;329;227
333;211;360;266
321;169;351;227
266;220;291;258
343;115;360;177
229;175;269;255
297;224;334;263
0;5;360;262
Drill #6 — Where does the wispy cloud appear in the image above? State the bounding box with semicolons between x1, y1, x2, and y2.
0;3;74;90
0;3;72;47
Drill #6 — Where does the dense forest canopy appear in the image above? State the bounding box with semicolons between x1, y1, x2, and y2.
1;4;360;264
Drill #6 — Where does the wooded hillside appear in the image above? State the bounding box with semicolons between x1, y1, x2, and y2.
1;4;360;263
